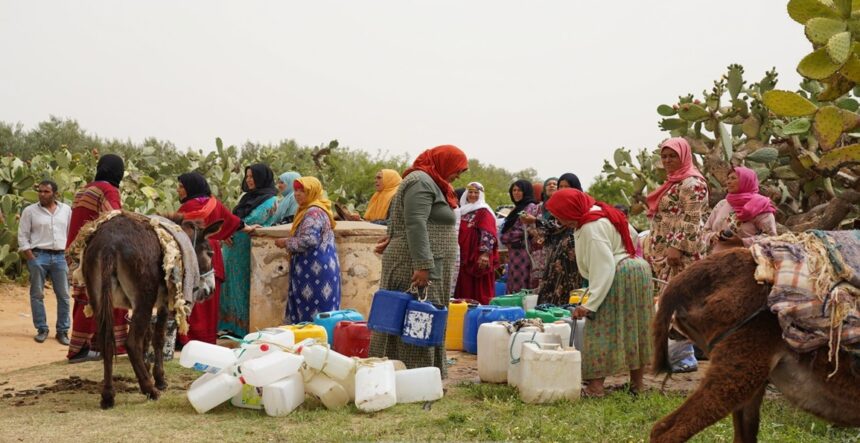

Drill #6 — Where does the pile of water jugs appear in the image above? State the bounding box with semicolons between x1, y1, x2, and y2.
180;328;444;416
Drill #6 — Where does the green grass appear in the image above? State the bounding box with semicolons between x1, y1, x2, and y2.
0;360;857;442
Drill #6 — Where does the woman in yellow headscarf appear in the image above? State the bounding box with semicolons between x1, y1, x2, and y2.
362;169;402;223
274;177;341;323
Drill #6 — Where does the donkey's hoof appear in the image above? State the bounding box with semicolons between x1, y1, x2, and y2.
100;395;115;410
146;389;161;401
155;380;168;391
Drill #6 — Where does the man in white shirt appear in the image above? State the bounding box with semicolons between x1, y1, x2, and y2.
18;180;72;344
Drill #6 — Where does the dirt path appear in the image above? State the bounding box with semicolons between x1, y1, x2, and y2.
0;283;70;373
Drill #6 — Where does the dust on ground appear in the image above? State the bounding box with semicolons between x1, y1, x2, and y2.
0;283;71;372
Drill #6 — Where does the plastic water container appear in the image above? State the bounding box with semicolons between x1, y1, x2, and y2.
490;294;524;307
401;300;448;347
569;288;589;305
355;361;397;413
189;371;218;390
543;322;573;350
395;367;443;403
238;351;304;386
464;306;526;354
234;343;273;364
494;281;507;296
339;369;357;402
314;309;364;345
243;328;295;349
518;342;582;404
279;323;328;344
367;289;414;335
523;293;539;311
525;309;556;323
180;340;238;374
477;322;512;383
262;373;305;417
305;372;350;410
535;305;571;319
187;372;242;414
557;318;586;352
298;341;356;380
231;384;264;410
445;300;473;351
333;321;371;358
507;328;562;388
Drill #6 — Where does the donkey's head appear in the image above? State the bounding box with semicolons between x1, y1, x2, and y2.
178;219;224;302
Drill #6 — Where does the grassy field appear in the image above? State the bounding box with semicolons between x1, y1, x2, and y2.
0;359;857;443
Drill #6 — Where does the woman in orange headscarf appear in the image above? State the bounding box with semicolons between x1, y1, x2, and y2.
545;188;651;397
363;169;402;223
368;145;468;377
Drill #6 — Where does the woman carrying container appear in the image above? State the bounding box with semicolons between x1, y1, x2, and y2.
545;188;651;397
274;176;341;323
369;145;469;378
219;164;278;337
453;182;498;305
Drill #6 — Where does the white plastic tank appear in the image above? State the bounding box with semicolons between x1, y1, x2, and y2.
238;351;304;387
304;372;350;410
355;361;397;413
231;384;264;410
180;340;237;373
339;369;356;402
543;322;573;349
477;322;512;383
518;342;582;404
507;327;561;388
187;372;242;414
234;343;273;364
243;328;295;350
523;293;539;311
299;341;356;381
262;373;305;417
395;367;443;403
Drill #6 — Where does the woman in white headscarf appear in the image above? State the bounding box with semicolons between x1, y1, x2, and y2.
453;182;499;304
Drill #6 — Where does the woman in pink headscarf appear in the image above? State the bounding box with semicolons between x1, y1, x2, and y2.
704;166;777;253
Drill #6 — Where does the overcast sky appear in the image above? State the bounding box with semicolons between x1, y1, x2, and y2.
1;1;811;187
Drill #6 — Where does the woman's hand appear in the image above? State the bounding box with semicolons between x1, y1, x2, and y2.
520;213;537;225
223;237;234;247
666;246;682;267
374;236;390;254
242;224;261;234
347;213;362;221
411;269;430;288
274;238;288;248
572;305;591;319
478;253;490;270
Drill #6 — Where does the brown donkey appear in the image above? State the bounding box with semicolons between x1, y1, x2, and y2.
650;248;860;443
83;212;223;409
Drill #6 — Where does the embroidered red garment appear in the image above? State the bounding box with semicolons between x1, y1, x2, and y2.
454;208;499;305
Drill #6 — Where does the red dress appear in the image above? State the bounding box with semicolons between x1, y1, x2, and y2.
454;208;499;305
65;181;129;358
177;197;242;344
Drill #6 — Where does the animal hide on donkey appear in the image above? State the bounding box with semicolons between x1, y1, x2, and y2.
82;211;222;409
650;249;860;443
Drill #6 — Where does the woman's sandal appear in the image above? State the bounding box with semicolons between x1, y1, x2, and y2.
581;387;605;399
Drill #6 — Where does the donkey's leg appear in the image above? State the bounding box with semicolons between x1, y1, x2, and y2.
127;302;160;400
650;323;777;443
152;306;169;391
731;384;766;443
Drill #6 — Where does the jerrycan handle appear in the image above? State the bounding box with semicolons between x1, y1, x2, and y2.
407;283;431;302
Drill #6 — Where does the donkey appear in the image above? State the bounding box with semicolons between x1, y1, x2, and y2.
83;211;223;409
650;248;860;442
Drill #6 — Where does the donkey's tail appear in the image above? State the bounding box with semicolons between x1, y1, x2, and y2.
93;253;117;362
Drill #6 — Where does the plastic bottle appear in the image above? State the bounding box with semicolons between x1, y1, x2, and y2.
518;342;582;404
234;343;273;364
298;341;356;381
242;328;295;349
262;373;305;417
304;372;350;410
355;361;397;413
187;372;242;414
179;340;238;374
237;351;304;387
395;367;443;403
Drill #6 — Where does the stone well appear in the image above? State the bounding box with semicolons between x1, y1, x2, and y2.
248;221;386;331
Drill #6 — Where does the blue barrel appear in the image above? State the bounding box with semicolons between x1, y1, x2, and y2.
313;309;365;345
481;306;525;324
367;290;414;335
401;301;448;347
494;281;507;296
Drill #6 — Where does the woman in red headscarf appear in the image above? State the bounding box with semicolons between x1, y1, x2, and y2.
368;145;468;378
704;166;777;253
545;188;652;398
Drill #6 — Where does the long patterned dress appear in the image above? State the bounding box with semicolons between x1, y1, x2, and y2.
368;171;457;377
645;176;709;284
537;218;583;306
285;206;341;323
219;196;279;336
500;203;540;294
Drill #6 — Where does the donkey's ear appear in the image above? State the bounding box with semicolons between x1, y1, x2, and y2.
201;220;225;239
180;220;198;232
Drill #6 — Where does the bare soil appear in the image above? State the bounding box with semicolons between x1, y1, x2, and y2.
0;283;71;372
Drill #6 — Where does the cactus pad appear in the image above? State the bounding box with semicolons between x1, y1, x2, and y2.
788;0;841;24
814;105;845;150
826;31;853;64
762;90;819;116
805;17;847;44
798;47;843;79
817;73;856;101
818;143;860;170
783;117;813;135
745;147;780;163
839;53;860;82
741;115;761;138
677;103;710;121
657;104;676;116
